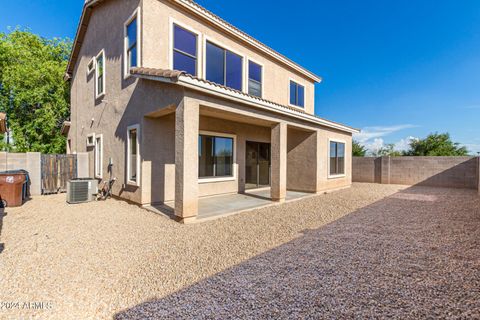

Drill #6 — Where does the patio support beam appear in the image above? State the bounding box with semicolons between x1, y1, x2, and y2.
271;122;287;201
175;97;199;222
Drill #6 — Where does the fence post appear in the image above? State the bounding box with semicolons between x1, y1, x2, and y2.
380;156;391;184
26;152;42;196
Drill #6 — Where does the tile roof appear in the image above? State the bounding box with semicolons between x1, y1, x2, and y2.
130;67;359;133
130;67;184;81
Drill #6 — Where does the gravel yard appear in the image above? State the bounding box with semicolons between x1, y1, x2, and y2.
0;183;479;319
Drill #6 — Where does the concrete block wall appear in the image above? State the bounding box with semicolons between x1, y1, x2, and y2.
353;156;479;190
0;152;89;196
0;152;27;171
26;153;41;196
352;157;378;183
0;152;42;195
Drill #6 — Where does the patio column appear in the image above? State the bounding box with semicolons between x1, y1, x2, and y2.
175;98;199;222
271;122;287;201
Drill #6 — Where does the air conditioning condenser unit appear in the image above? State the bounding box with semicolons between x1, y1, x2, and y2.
67;179;98;204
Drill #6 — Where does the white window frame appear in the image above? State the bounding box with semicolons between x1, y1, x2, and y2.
198;130;237;184
288;78;306;109
247;58;264;98
328;138;346;179
86;133;96;147
203;35;247;93
87;57;95;75
94;134;103;179
124;8;142;79
169;18;202;78
95;50;106;99
127;124;141;186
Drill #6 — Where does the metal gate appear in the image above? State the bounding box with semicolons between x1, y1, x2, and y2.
41;154;77;194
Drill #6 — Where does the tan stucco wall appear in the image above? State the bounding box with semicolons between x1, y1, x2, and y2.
316;129;353;192
287;128;318;193
142;109;352;204
70;0;182;204
142;113;271;204
69;0;352;208
70;0;142;203
142;0;316;114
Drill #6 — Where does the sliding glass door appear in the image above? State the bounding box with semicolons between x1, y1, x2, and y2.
245;141;271;189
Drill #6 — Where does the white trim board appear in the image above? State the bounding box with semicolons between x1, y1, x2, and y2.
95;49;106;99
95;134;104;179
126;124;141;186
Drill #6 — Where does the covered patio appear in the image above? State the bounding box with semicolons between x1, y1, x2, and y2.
145;188;314;222
141;92;327;223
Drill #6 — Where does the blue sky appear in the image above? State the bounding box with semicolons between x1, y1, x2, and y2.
2;0;480;154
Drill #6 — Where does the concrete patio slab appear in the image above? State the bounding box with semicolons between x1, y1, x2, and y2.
145;188;313;222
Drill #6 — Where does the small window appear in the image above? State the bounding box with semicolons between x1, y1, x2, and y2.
289;81;305;108
125;14;139;74
95;135;103;178
199;134;234;178
173;24;197;76
127;125;140;184
86;133;95;147
206;41;243;91
248;61;262;97
95;51;105;97
329;141;345;176
87;58;95;74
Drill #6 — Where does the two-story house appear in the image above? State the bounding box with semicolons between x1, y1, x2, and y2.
66;0;359;222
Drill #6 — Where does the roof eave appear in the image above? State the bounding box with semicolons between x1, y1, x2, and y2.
65;0;100;78
132;72;359;134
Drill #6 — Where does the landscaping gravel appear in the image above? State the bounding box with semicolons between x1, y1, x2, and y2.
0;183;479;319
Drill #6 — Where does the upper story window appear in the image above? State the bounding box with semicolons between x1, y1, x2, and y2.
95;50;105;98
289;81;305;108
329;141;345;176
125;12;140;76
173;25;198;76
248;61;262;97
206;41;243;91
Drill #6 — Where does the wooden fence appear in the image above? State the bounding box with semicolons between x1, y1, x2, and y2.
41;154;77;194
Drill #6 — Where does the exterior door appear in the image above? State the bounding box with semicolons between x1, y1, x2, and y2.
245;141;271;189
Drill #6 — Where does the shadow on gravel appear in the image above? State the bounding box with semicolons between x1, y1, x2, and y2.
0;208;5;254
114;186;480;319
